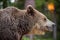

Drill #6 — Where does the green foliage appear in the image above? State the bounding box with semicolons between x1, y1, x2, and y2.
55;0;60;14
57;32;60;40
14;0;25;9
35;0;46;12
55;0;60;31
23;36;30;40
0;0;2;2
22;35;52;40
54;0;60;40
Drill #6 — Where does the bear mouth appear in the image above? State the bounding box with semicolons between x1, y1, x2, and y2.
40;26;53;32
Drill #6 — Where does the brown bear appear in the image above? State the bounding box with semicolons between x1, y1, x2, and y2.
0;5;55;40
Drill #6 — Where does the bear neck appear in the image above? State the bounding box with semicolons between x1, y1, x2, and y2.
17;13;36;35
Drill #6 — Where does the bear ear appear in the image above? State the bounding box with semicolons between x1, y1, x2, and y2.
26;5;34;16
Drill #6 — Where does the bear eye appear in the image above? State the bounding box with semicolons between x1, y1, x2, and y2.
44;18;46;21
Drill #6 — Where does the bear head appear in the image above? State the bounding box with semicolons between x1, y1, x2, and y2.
25;5;55;35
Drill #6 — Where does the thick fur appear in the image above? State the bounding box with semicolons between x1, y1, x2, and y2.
0;5;55;40
0;6;39;40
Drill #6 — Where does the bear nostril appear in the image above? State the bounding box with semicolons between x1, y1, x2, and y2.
52;24;56;28
52;24;56;30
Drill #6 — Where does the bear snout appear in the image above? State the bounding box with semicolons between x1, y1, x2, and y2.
46;23;56;31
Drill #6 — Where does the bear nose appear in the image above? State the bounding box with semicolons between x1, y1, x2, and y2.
46;23;56;31
52;23;56;28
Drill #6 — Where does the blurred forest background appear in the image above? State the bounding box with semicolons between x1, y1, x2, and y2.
0;0;60;40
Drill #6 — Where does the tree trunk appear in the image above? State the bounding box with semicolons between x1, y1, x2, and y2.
25;0;35;8
3;0;7;8
25;0;35;40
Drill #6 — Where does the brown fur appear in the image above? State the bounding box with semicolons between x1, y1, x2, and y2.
0;6;40;40
0;5;54;40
